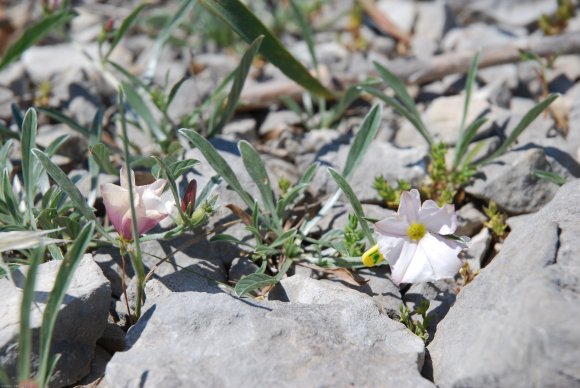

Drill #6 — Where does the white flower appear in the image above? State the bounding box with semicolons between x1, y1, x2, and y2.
373;189;464;285
100;166;170;241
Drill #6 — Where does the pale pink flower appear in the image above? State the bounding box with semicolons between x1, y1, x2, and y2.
100;166;169;241
375;189;464;285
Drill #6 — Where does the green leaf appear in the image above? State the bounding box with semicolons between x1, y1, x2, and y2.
210;233;254;248
166;76;189;109
37;222;94;387
198;0;332;98
105;3;147;60
289;0;318;70
90;143;117;175
18;246;44;383
121;82;166;141
234;272;279;296
196;175;222;207
209;36;263;137
323;84;363;127
234;258;292;297
21;108;38;227
328;167;375;246
179;129;254;208
238;140;279;228
38;107;90;138
32;149;112;241
144;0;198;81
108;60;149;90
360;85;433;146
168;159;200;179
459;53;479;134
299;105;382;236
268;229;297;249
532;169;566;186
11;103;24;130
0;10;77;71
343;103;382;180
373;61;419;118
475;93;559;165
454;53;480;168
453;116;487;169
1;169;22;224
0;140;13;172
44;134;70;157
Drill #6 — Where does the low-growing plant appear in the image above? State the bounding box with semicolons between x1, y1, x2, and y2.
179;104;383;296
373;175;411;208
359;53;559;205
399;300;431;343
483;201;508;239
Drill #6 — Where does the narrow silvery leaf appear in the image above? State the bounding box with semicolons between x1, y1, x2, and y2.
328;167;375;246
0;230;62;252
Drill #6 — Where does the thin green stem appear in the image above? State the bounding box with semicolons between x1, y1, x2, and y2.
118;89;146;319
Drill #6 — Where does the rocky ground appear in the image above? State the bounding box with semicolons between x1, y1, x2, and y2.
1;0;580;387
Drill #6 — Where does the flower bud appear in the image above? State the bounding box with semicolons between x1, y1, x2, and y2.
181;179;197;214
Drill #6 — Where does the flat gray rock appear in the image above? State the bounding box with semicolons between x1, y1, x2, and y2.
106;283;433;387
0;255;111;387
466;148;563;214
428;179;580;387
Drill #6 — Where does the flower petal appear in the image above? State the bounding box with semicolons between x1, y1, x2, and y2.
419;200;457;234
400;233;462;284
375;214;409;237
387;240;418;286
100;182;130;236
135;178;167;197
398;189;421;222
119;165;135;190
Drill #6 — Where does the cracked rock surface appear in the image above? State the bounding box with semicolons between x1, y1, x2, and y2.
106;278;432;387
428;179;580;387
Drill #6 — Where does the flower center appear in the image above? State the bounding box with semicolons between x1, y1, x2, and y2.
407;222;426;241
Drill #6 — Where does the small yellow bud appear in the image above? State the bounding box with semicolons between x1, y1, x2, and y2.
362;244;384;267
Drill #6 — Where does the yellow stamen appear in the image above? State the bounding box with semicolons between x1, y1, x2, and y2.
407;222;426;241
362;244;384;267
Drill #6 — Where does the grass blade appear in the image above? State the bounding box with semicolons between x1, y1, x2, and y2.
21;108;38;228
343;103;381;180
328;167;375;246
179;129;254;208
0;10;76;71
238;140;280;229
37;222;94;387
198;0;332;98
475;93;559;165
209;36;263;137
32;149;112;242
